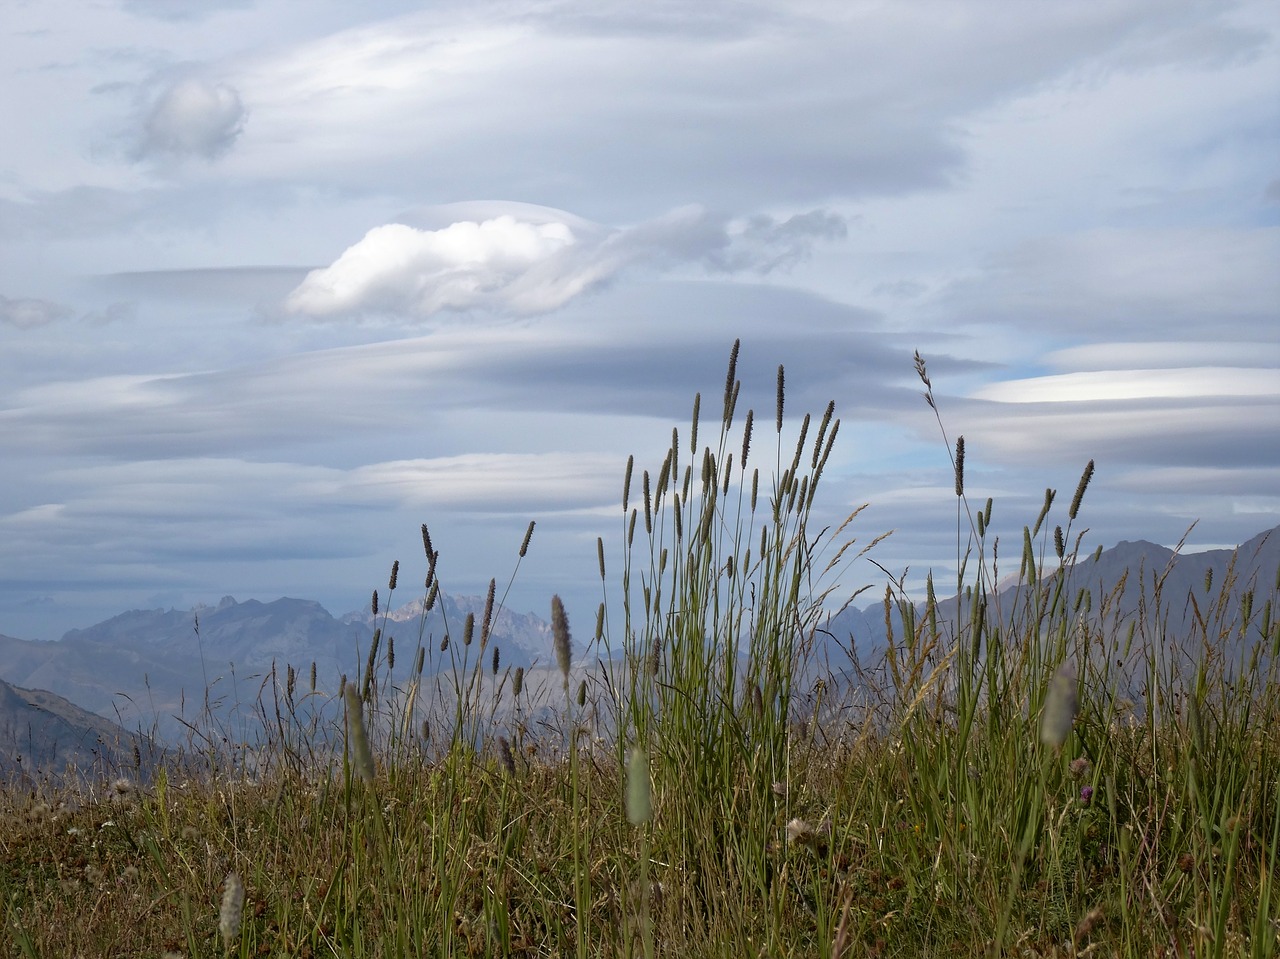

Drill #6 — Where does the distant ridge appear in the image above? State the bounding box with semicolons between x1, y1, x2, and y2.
0;525;1275;752
0;675;163;785
0;590;557;744
815;523;1279;685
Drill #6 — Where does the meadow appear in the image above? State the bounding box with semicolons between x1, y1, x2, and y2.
2;344;1277;958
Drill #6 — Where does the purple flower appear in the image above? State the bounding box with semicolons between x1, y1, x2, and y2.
1080;785;1094;805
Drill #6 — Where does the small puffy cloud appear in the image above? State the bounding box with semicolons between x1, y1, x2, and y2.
285;205;846;320
0;295;72;328
285;217;579;318
137;76;246;161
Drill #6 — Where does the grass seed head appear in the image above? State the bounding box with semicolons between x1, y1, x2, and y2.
551;595;572;688
626;747;652;825
344;684;376;782
1069;459;1095;520
480;578;495;649
497;736;516;777
219;871;245;951
1041;661;1079;749
776;364;785;432
723;338;740;423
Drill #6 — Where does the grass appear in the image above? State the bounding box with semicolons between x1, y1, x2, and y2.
1;343;1277;957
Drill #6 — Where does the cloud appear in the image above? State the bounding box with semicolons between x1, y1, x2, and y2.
121;0;252;21
284;205;847;319
311;453;622;512
946;397;1279;470
136;76;247;161
285;217;580;318
0;295;72;328
972;368;1278;403
0;280;913;463
219;0;1271;219
939;227;1280;338
706;211;849;274
1043;341;1280;371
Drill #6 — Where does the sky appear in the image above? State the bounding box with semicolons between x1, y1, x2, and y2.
1;0;1277;644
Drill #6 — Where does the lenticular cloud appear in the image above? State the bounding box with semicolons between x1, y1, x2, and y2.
284;204;848;321
284;217;579;318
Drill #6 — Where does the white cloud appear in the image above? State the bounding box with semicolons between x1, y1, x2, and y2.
284;205;847;319
950;400;1279;468
285;217;579;318
137;76;247;161
973;368;1278;403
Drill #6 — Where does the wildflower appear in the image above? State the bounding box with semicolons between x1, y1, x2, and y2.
1080;785;1094;805
110;777;136;801
787;818;816;846
1068;756;1091;779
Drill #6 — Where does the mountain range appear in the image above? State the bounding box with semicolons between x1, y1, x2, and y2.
0;524;1275;776
0;589;557;747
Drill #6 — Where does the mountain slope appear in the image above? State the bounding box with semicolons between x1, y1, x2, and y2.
0;675;162;784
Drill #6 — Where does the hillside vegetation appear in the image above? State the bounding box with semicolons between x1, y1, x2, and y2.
2;346;1277;958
